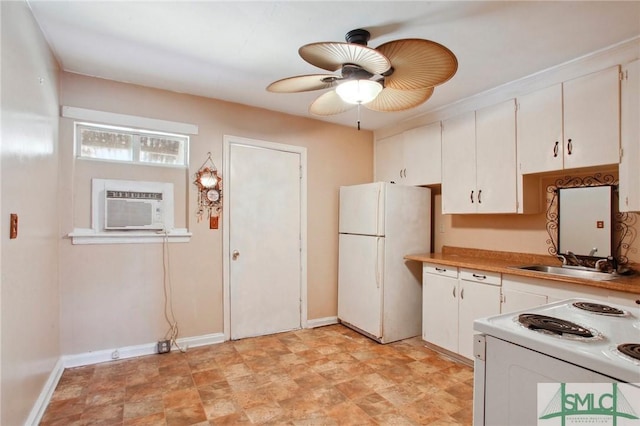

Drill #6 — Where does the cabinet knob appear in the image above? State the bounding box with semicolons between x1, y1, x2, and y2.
470;190;474;203
553;141;559;157
567;138;573;155
478;189;482;204
452;287;456;298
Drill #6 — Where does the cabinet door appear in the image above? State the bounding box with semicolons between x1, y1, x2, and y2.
619;59;640;212
563;65;620;169
375;133;404;183
475;99;518;213
458;280;501;360
422;270;458;353
501;288;548;314
403;122;442;186
516;84;564;174
442;111;476;213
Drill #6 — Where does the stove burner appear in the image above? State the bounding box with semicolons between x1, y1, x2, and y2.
617;343;640;361
573;301;625;316
518;313;594;338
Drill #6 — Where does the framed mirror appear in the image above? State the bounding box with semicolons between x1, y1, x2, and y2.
558;186;612;258
545;173;636;266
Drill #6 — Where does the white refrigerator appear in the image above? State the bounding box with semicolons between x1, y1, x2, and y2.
338;182;431;343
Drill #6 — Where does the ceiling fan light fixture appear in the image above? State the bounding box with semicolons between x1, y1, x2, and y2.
335;79;383;104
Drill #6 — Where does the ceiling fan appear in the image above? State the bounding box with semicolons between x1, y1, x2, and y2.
267;28;458;129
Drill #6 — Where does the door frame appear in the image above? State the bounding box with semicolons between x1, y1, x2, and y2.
222;135;308;341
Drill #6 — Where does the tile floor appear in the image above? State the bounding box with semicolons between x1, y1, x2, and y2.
40;325;474;425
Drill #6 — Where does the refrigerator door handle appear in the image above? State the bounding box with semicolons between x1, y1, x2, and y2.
375;185;382;236
375;237;383;289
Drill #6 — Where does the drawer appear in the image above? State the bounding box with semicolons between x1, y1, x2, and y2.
423;264;458;278
459;268;501;286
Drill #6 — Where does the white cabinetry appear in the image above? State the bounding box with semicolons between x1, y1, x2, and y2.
502;274;639;308
422;264;501;360
619;59;640;212
375;133;403;184
457;269;501;359
375;122;442;186
442;99;517;214
402;122;442;186
441;111;475;213
501;288;548;314
517;66;620;174
422;265;458;353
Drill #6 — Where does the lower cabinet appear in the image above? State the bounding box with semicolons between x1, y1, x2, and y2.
422;265;459;353
501;287;548;313
502;274;640;309
422;265;501;360
423;265;639;361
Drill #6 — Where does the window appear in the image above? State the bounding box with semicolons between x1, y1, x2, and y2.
76;122;188;167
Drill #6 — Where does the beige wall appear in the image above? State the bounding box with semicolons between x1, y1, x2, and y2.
1;1;61;424
58;72;373;355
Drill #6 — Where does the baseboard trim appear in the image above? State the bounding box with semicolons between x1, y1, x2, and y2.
62;332;226;368
28;332;225;424
25;357;65;426
306;316;338;328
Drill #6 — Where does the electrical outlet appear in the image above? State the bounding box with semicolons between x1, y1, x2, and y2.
10;214;18;239
157;340;171;354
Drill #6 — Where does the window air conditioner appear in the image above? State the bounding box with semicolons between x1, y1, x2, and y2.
104;190;165;230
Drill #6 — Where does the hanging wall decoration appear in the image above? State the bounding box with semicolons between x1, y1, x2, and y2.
194;152;222;229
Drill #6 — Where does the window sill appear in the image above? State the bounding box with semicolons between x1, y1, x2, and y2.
68;228;192;245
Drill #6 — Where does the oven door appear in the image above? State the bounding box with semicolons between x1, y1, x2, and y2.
475;335;618;426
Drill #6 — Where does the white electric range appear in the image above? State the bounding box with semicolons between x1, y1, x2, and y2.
472;298;640;425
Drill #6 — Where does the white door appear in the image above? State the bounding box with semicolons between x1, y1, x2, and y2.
337;234;383;338
227;141;303;340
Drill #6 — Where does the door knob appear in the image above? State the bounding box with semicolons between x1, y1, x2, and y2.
232;250;240;260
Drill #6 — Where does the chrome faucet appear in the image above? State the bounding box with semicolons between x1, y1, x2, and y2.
595;259;609;272
589;247;598;257
565;251;582;266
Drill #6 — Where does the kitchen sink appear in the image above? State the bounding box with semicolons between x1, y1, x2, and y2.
509;264;619;281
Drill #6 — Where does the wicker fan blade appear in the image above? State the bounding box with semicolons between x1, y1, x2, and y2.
299;42;390;75
267;74;339;93
364;86;434;112
309;90;357;116
376;39;458;90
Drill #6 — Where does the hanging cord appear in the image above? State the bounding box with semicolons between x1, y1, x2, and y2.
357;103;361;131
162;231;186;352
198;151;218;172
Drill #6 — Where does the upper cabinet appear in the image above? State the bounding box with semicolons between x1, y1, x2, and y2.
442;99;518;214
374;122;442;186
517;65;621;174
375;133;404;184
619;59;640;212
403;122;442;186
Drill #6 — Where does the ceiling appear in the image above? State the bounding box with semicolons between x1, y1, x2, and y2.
27;1;640;131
